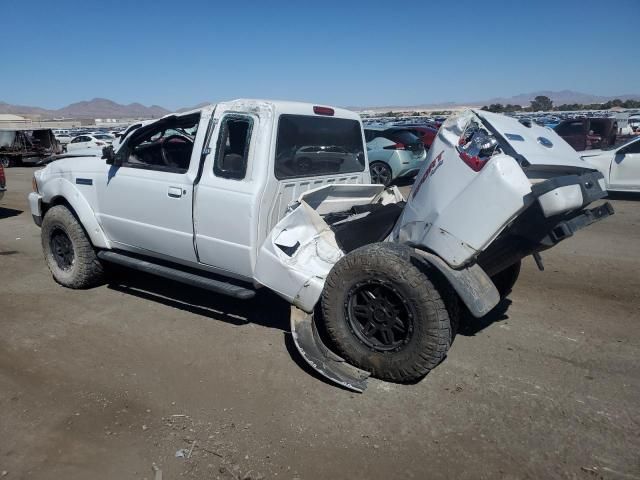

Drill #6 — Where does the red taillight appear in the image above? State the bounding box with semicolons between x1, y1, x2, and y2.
0;165;5;185
383;142;406;150
459;151;488;172
313;106;334;116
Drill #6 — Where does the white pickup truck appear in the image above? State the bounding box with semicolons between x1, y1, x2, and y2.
29;99;613;391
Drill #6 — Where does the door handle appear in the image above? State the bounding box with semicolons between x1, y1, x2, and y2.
168;187;183;198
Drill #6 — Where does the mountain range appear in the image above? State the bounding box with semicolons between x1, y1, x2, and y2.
0;98;172;119
347;90;640;111
2;91;639;119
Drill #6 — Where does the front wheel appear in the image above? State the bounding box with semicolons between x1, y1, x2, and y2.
41;205;104;288
321;243;454;383
0;157;12;168
369;161;393;186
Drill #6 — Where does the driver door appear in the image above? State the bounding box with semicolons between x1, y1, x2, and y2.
95;114;202;263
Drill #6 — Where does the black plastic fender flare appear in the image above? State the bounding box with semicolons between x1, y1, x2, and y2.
412;249;500;318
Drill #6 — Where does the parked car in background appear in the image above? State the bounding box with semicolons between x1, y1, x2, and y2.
364;127;426;185
554;117;618;151
67;134;114;151
54;132;73;147
0;163;5;200
0;128;62;167
400;124;439;150
580;136;640;193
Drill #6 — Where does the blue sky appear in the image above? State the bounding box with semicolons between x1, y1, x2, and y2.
1;0;638;109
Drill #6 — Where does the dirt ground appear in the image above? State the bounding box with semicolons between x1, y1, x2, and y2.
1;167;639;480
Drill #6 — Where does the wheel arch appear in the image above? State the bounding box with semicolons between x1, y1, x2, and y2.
41;180;111;249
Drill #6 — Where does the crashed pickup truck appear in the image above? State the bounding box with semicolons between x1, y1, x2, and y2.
0;128;62;167
28;100;613;391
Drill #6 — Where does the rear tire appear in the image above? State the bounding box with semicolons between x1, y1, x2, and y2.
41;205;104;288
490;260;521;299
369;161;392;186
321;243;453;383
1;157;12;168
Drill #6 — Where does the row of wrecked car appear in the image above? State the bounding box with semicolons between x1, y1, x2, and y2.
0;128;62;168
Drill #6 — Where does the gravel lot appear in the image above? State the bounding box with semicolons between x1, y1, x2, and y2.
1;167;639;480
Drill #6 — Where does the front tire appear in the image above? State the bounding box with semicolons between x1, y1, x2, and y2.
41;205;104;288
0;157;12;168
321;243;454;383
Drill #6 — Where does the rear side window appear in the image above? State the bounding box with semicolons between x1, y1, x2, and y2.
275;115;365;179
384;130;420;145
214;115;253;180
556;121;583;135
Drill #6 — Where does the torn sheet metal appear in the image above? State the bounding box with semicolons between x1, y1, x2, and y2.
290;306;370;392
255;184;403;313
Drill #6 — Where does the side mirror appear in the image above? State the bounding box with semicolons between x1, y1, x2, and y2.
103;145;124;166
102;145;115;164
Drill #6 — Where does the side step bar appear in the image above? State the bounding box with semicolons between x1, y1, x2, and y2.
97;251;255;300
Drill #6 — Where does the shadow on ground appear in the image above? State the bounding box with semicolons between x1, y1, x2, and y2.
0;207;23;219
106;268;290;331
106;268;355;390
457;299;512;337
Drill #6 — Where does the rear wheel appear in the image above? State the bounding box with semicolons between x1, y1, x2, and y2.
0;157;12;168
321;243;454;383
41;205;104;288
369;161;392;186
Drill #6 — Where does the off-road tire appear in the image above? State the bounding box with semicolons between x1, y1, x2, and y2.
41;205;104;288
490;260;521;300
321;243;453;383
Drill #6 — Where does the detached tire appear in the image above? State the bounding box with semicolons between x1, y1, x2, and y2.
41;205;104;288
321;243;453;383
490;260;521;300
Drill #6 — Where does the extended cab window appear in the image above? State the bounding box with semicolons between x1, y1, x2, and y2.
214;115;253;180
275;115;365;179
121;113;200;173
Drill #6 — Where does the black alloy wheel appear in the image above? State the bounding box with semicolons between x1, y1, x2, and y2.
345;279;414;352
50;227;75;270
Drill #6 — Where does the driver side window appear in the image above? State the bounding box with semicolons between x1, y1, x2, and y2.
121;113;200;174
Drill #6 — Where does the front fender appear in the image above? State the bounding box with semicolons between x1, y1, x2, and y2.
40;177;111;249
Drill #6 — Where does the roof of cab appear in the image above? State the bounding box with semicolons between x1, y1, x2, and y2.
172;99;361;121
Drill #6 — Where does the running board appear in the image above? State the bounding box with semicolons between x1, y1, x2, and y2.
97;251;255;300
290;307;370;393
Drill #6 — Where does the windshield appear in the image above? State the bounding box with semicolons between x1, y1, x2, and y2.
93;134;113;140
0;130;17;147
275;115;365;179
604;136;640;151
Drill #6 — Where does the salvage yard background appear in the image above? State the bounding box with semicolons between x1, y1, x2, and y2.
1;168;639;479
